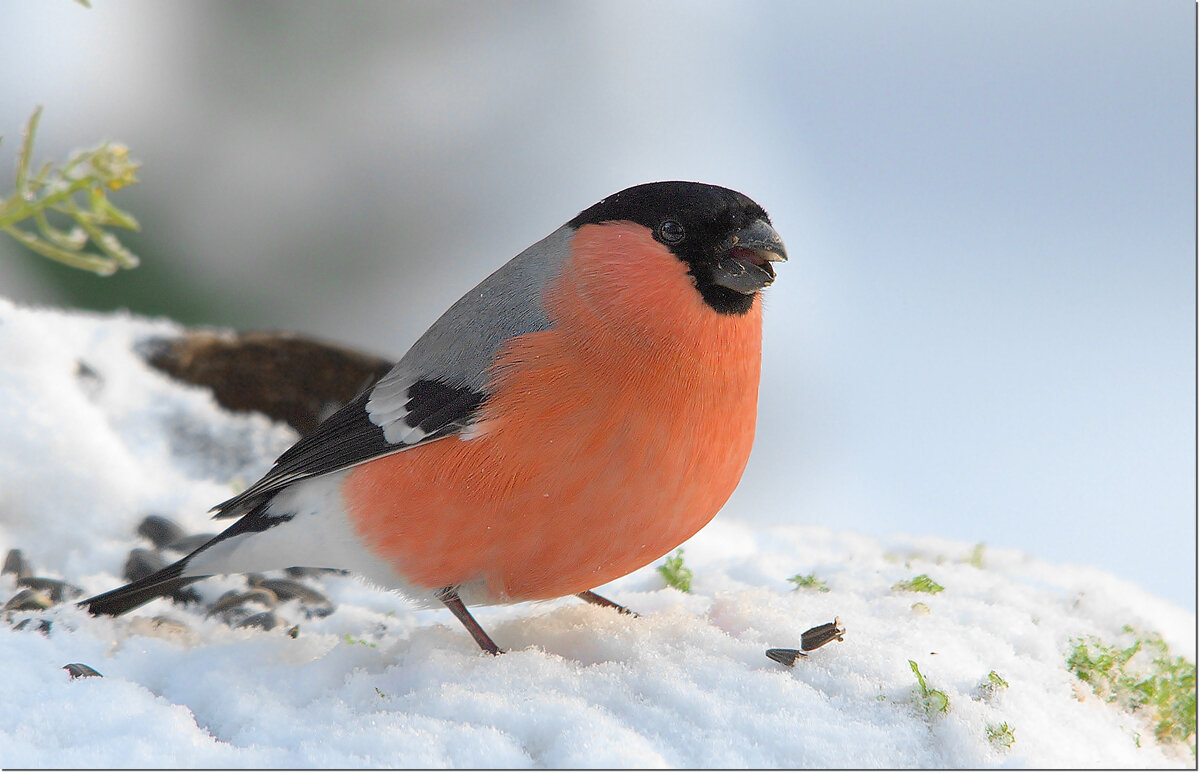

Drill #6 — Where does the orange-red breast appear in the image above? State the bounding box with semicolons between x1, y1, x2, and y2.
83;181;788;653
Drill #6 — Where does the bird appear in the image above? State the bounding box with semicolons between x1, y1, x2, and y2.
82;181;788;654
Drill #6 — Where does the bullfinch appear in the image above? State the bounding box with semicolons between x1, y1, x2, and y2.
82;181;788;654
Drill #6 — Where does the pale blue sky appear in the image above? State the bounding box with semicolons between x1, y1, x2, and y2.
0;1;1194;607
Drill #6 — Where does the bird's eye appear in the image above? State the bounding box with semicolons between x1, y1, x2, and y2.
658;220;685;244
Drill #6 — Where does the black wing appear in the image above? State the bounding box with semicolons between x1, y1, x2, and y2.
213;378;487;518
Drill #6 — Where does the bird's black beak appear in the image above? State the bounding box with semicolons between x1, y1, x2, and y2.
711;219;788;294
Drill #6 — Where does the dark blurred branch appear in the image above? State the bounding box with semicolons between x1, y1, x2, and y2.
143;330;394;436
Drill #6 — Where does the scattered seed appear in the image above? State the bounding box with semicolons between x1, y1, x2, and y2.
18;577;83;603
137;515;187;549
150;616;191;636
207;588;278;618
124;615;196;643
766;618;847;667
250;578;335;617
5;589;54;611
801;617;846;652
3;549;32;579
123;549;166;583
236;611;281;631
766;648;803;667
74;360;104;395
171;586;204;606
63;663;103;679
212;589;238;604
12;617;52;634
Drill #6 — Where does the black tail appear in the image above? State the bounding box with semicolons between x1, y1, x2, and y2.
81;501;288;617
81;560;210;617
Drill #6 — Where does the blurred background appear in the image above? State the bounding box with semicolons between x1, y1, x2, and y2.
0;1;1194;608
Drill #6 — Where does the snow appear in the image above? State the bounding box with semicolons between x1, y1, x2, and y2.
0;299;1194;768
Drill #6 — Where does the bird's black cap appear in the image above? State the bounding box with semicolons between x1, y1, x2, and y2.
570;181;785;315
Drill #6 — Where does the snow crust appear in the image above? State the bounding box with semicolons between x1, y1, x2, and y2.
0;300;1193;768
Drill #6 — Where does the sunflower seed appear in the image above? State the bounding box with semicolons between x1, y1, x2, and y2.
3;549;31;579
249;578;335;617
18;577;83;603
137;515;187;549
800;617;846;652
236;611;281;631
207;588;278;618
63;663;103;679
5;589;53;611
765;648;803;667
13;617;52;634
123;549;166;583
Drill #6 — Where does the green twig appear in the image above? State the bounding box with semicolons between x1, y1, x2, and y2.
1;106;143;275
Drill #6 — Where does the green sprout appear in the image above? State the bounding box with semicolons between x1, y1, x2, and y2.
657;549;693;593
975;669;1009;701
1067;626;1196;753
0;106;142;275
965;543;985;568
892;574;945;594
986;722;1015;749
909;659;950;718
787;573;830;592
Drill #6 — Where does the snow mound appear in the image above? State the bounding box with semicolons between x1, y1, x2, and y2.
0;300;1193;768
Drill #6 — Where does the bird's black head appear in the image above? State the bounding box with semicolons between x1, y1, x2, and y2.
569;181;788;315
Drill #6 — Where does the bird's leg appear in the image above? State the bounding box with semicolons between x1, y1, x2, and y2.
437;587;503;655
576;590;638;617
